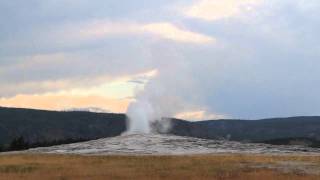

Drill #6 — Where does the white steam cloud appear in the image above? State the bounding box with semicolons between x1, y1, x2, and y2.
125;55;204;133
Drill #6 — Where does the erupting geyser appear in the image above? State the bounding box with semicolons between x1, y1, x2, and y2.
126;101;154;133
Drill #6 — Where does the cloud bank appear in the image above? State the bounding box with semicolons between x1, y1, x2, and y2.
182;0;263;21
0;0;319;123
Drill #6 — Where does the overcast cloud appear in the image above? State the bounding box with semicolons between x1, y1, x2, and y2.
0;0;319;119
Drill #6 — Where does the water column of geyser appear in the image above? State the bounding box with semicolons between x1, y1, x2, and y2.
126;100;154;133
125;60;187;134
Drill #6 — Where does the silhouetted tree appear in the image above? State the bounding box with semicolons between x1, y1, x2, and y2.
9;136;29;151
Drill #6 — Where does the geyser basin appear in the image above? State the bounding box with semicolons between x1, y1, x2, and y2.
27;133;320;155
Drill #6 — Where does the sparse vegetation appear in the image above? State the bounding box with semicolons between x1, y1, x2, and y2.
0;154;319;180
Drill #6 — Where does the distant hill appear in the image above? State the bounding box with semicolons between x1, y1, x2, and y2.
160;117;320;143
1;107;320;150
0;107;126;146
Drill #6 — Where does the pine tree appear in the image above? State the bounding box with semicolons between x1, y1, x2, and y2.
9;136;29;151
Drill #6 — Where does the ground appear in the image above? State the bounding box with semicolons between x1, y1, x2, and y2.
0;154;319;180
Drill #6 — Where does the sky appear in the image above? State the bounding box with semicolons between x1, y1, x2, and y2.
0;0;320;120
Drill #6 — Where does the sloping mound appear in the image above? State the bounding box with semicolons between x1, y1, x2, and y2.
27;133;320;155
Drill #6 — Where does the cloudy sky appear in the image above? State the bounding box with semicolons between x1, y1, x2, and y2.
0;0;319;120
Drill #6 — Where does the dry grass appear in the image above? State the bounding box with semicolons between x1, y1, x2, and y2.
0;154;319;180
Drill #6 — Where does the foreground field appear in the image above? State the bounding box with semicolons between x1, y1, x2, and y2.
0;154;320;180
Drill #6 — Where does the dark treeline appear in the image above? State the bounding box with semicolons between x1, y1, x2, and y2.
257;137;320;148
0;107;126;146
0;136;90;152
1;107;320;151
163;117;320;143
